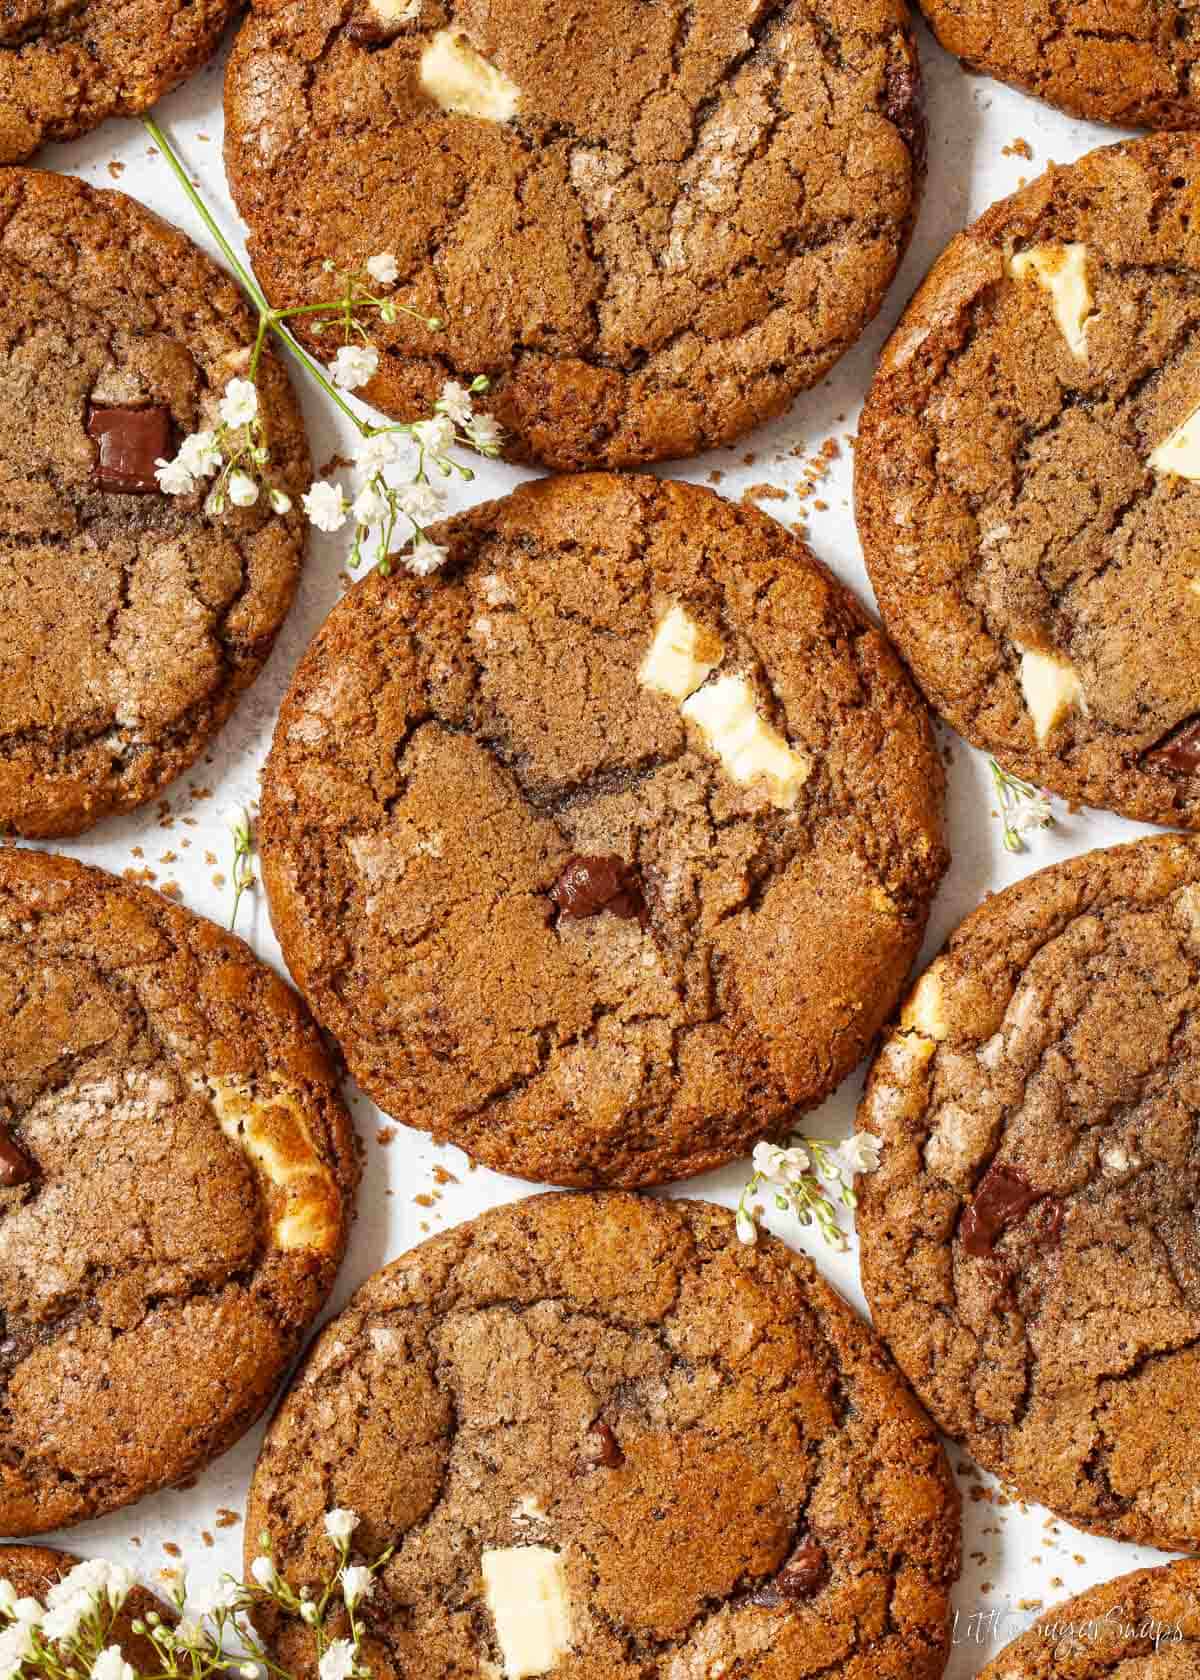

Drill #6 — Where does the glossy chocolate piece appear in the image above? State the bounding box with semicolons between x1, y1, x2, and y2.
549;854;647;924
960;1163;1041;1257
87;403;171;494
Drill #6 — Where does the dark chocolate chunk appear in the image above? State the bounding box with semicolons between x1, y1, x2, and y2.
1145;715;1200;775
583;1421;623;1468
883;58;927;175
750;1539;827;1607
0;1128;36;1187
549;855;647;925
959;1163;1041;1257
87;403;171;494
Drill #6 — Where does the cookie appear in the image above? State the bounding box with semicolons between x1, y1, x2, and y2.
976;1560;1200;1678
919;0;1200;130
0;169;311;839
856;134;1200;829
858;835;1200;1552
0;1547;168;1661
246;1192;961;1680
0;847;358;1535
223;0;925;471
0;1;239;163
259;473;948;1187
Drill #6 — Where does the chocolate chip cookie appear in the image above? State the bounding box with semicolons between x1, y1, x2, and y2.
223;0;925;470
856;135;1200;829
0;1547;167;1660
0;847;358;1535
919;0;1200;130
977;1561;1200;1678
260;473;948;1187
0;168;310;839
858;835;1200;1552
0;1;240;163
247;1193;961;1680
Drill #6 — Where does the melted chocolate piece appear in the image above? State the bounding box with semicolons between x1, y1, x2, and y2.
0;1128;37;1188
583;1421;623;1469
549;855;647;925
1145;714;1200;775
749;1539;827;1607
959;1163;1041;1257
883;60;927;175
87;403;171;494
1036;1197;1066;1249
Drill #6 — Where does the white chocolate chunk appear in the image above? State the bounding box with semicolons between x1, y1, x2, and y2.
680;674;810;807
481;1547;572;1678
900;967;949;1043
1018;646;1084;745
419;30;520;121
1149;403;1200;481
1007;243;1093;359
198;1075;342;1253
638;604;723;701
365;0;419;22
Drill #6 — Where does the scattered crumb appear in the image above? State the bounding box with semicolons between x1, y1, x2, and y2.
414;1192;436;1208
163;1542;182;1559
1018;1599;1043;1613
159;850;178;864
320;452;354;477
707;469;724;484
107;161;125;180
969;1551;986;1565
812;498;828;512
1002;137;1033;161
212;872;227;890
131;846;144;859
742;451;757;465
124;867;157;886
189;784;213;802
196;132;211;143
432;1165;458;1186
742;482;789;505
376;1125;396;1146
1050;1577;1064;1589
215;1509;240;1529
205;851;218;867
130;1538;142;1548
201;1531;214;1548
981;1582;993;1596
419;1220;430;1232
159;882;183;901
1072;1554;1085;1565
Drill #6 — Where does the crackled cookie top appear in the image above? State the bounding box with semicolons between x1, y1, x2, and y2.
0;1547;167;1662
247;1193;960;1680
0;169;310;838
856;136;1200;829
920;0;1200;130
858;836;1200;1552
0;0;240;163
224;0;925;470
260;473;947;1187
978;1561;1200;1678
0;848;358;1535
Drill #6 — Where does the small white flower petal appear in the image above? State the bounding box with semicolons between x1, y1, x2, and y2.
366;252;399;286
735;1207;758;1245
352;484;389;526
218;377;259;430
268;487;293;515
318;1639;357;1680
436;380;473;427
329;344;379;391
227;470;260;508
302;481;350;534
324;1508;360;1544
155;456;196;496
403;536;448;577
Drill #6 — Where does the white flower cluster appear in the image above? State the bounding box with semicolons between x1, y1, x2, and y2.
735;1132;882;1247
0;1509;384;1680
154;378;291;515
988;756;1054;854
300;377;502;577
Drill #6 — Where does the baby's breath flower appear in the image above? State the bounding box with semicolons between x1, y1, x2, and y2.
365;252;399;286
394;481;445;522
303;481;350;534
249;1556;276;1590
0;1621;36;1680
988;756;1055;853
356;433;404;474
411;415;454;458
339;1567;373;1611
187;1579;241;1619
836;1132;881;1176
218;378;259;429
435;380;473;428
352;484;389;526
299;1602;320;1627
317;1640;357;1680
177;431;223;479
10;1600;42;1627
0;1582;15;1616
227;470;260;509
91;1648;134;1680
323;1509;359;1546
735;1205;758;1245
41;1591;94;1643
155;454;196;495
466;413;503;454
329;344;379;391
737;1130;881;1248
404;536;449;577
269;487;293;515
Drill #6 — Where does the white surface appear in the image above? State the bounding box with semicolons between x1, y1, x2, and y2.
27;20;1181;1675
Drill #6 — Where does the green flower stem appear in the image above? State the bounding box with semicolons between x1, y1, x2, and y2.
141;117;382;438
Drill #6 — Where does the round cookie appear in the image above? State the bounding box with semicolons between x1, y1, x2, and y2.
259;473;948;1187
856;134;1200;829
0;169;311;839
223;0;926;471
0;847;359;1534
247;1193;961;1680
976;1561;1200;1678
0;1;240;164
0;1547;169;1660
858;835;1200;1553
919;0;1200;131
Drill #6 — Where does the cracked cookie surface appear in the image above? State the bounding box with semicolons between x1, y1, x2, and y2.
223;0;925;470
920;0;1200;129
0;848;358;1535
0;0;240;163
858;835;1200;1552
856;136;1200;829
247;1192;960;1680
259;473;947;1187
976;1559;1200;1678
0;169;311;838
